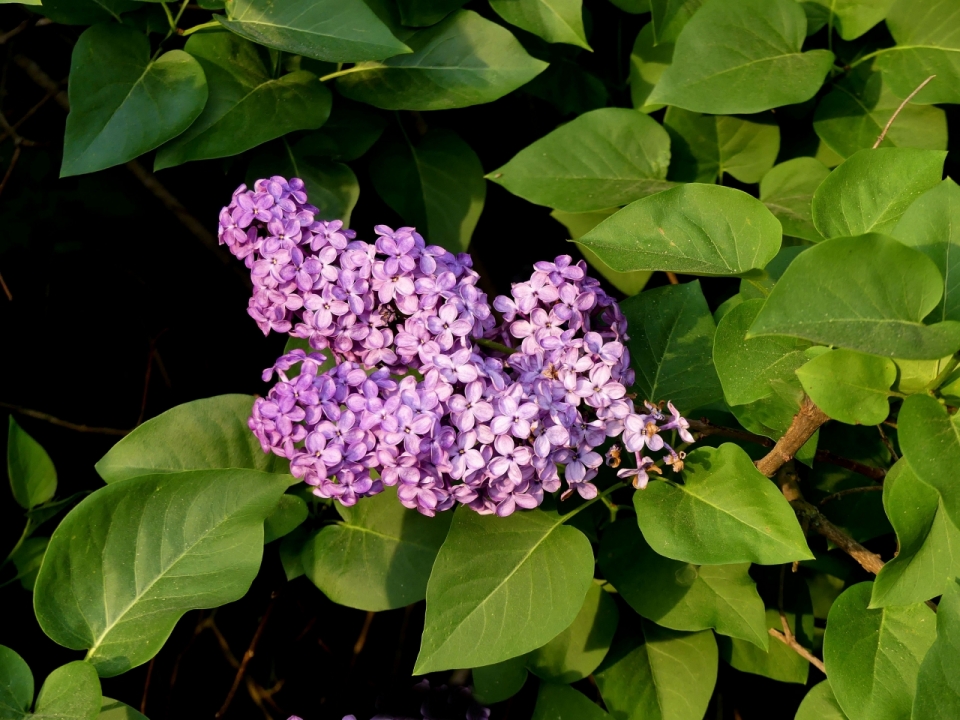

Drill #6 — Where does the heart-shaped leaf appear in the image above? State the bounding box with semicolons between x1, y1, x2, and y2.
62;24;207;177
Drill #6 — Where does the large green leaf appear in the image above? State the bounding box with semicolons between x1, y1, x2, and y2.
874;0;960;105
598;519;767;647
594;621;717;720
7;416;56;510
531;683;608;720
795;349;897;426
629;23;673;113
35;469;289;676
337;10;548;111
96;395;285;483
633;444;814;565
811;148;946;239
0;646;33;719
796;681;850;720
578;184;782;275
894;179;960;323
718;608;811;684
369;129;485;253
813;68;946;160
472;656;528;705
488;108;671;213
526;583;619;683
414;507;594;674
621;281;723;412
871;460;960;608
749;234;960;360
219;0;411;62
912;578;960;719
650;0;704;44
61;24;207;177
154;31;332;170
806;0;896;39
663;107;780;184
263;494;308;544
0;650;102;720
824;582;937;720
301;485;451;611
759;158;830;242
38;0;141;25
647;0;834;114
899;394;960;528
489;0;590;49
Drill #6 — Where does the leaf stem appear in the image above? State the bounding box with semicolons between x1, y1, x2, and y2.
0;521;31;570
873;74;936;148
560;482;626;524
181;20;221;37
319;66;366;83
926;354;960;393
475;338;517;355
848;47;891;69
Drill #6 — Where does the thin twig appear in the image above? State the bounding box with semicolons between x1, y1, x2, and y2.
665;271;679;285
0;87;59;143
0;401;130;435
0;144;21;199
0;267;11;301
216;592;278;718
873;75;936;148
169;611;207;691
351;611;375;667
819;485;884;506
0;22;27;45
769;628;826;674
140;658;155;715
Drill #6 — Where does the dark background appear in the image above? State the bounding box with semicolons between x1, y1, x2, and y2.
0;1;910;718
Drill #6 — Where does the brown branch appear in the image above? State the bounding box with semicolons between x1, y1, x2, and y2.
0;21;28;45
873;75;936;148
0;401;130;435
769;628;826;674
216;592;278;718
756;398;830;477
0;267;11;301
351;611;375;667
819;485;883;506
665;271;679;285
877;423;899;463
140;658;155;715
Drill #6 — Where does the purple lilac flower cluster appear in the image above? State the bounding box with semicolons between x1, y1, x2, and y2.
218;177;492;372
223;177;693;517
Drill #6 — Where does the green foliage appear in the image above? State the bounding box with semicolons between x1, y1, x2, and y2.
899;394;960;528
301;485;451;611
795;349;897;426
0;647;102;720
7;417;56;510
489;108;671;213
628;23;672;112
35;469;289;676
488;0;590;49
759;158;829;242
414;507;594;673
472;656;528;705
263;493;308;543
795;681;849;720
98;698;149;720
824;582;937;720
530;682;608;720
718;609;811;684
63;24;207;177
912;578;960;718
633;445;814;565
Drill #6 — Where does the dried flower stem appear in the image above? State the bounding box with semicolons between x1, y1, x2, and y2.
873;75;936;148
0;401;130;435
216;592;278;718
819;485;884;506
769;628;826;674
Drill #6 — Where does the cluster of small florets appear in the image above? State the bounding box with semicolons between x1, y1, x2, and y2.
224;177;692;517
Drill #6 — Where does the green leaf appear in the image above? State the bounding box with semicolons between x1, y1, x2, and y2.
893;356;955;395
35;469;289;677
748;234;960;360
523;59;608;117
369;129;485;253
293;100;386;162
718;608;811;684
61;24;207;177
246;142;360;224
301;485;451;612
594;621;718;720
811;148;946;239
871;459;960;608
874;0;960;105
598;519;768;648
263;494;308;544
472;656;528;705
9;537;48;592
609;0;651;12
488;108;671;213
578;184;782;275
796;349;897;425
489;0;590;49
739;246;808;301
98;698;149;720
663;107;780;184
531;682;608;720
38;0;141;25
650;0;704;44
714;299;811;407
899;394;960;529
154;31;332;170
760;157;830;242
629;23;673;113
278;526;309;581
551;209;653;295
219;0;411;62
414;507;594;674
894;178;960;323
0;646;32;718
621;281;724;412
813;68;947;160
96;395;286;483
634;444;814;565
796;681;850;720
32;662;101;720
912;577;960;719
647;0;835;114
397;0;468;26
526;582;619;683
824;582;937;720
805;0;896;39
7;416;56;509
337;10;548;111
